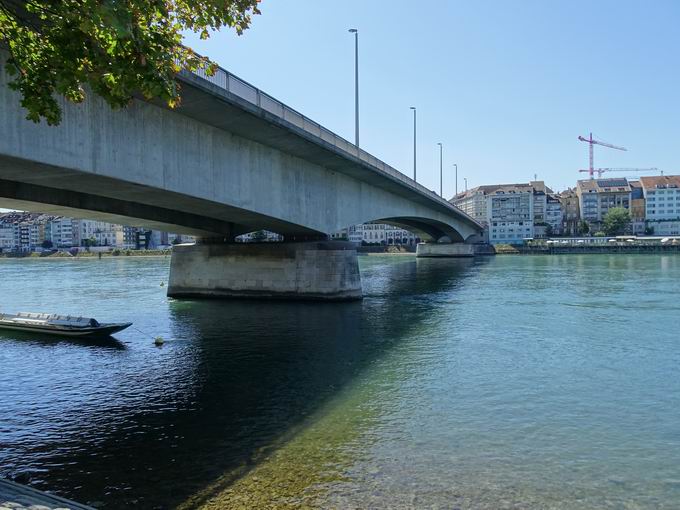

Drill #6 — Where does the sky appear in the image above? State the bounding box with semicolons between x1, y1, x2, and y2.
182;0;680;197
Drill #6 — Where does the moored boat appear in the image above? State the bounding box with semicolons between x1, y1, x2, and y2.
0;312;132;338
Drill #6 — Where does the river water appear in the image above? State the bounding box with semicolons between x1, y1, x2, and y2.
0;254;679;509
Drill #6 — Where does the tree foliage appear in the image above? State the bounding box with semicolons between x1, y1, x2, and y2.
0;0;260;125
577;219;590;236
602;207;631;236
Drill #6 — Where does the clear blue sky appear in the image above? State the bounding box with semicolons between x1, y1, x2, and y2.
183;0;680;197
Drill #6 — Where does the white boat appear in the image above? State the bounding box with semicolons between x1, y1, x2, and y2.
0;312;132;338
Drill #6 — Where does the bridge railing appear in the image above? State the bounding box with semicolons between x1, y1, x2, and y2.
186;62;467;216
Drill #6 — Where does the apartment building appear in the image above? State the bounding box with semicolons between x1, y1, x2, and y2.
46;217;75;247
452;181;556;244
73;219;124;247
545;194;563;235
558;188;580;236
629;181;646;235
342;223;419;245
576;178;632;230
640;175;680;235
451;188;488;224
0;225;16;251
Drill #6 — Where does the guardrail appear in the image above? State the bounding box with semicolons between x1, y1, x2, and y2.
187;63;463;213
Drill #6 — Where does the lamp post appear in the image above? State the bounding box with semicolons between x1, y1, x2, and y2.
437;143;443;197
348;29;359;148
454;164;458;196
410;107;416;181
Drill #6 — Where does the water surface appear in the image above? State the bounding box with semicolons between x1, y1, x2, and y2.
0;254;679;509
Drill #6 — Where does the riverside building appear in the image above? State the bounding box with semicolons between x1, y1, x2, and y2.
640;175;680;236
576;178;632;231
451;181;557;244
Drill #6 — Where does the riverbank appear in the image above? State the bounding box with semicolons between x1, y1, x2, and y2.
508;244;680;255
0;249;171;258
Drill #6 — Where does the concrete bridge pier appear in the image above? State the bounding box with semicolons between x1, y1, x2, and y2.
167;241;362;301
415;242;475;258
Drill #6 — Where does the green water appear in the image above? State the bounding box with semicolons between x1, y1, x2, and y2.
0;254;679;509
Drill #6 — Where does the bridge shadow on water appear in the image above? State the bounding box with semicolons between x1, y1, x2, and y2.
17;256;485;509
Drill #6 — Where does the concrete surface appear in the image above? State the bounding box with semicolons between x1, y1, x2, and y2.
416;243;476;258
167;241;362;301
0;50;482;243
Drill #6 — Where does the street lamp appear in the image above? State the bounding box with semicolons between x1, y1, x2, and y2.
453;164;458;196
348;29;359;148
437;143;443;197
410;107;416;181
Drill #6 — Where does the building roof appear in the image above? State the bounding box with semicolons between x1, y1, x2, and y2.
639;175;680;190
450;181;553;202
577;178;631;193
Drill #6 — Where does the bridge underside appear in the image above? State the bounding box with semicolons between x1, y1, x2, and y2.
0;155;469;243
0;154;325;239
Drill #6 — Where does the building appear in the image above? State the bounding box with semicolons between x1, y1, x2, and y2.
640;175;680;236
558;188;580;236
342;223;419;245
450;188;488;224
16;222;45;252
629;180;646;235
545;194;563;235
452;181;554;244
576;178;632;231
0;224;16;252
46;217;75;247
73;219;123;247
236;230;283;243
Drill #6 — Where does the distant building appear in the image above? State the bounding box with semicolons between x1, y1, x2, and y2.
451;188;488;224
558;188;580;236
451;181;556;244
236;230;283;243
576;178;632;231
73;219;123;247
46;217;75;247
344;223;419;245
0;212;192;251
546;194;563;235
16;223;44;252
0;224;16;252
640;175;680;236
629;180;646;235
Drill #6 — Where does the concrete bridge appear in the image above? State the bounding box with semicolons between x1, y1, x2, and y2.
0;53;483;300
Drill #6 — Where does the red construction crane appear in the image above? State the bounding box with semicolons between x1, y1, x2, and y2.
578;167;660;179
578;133;627;179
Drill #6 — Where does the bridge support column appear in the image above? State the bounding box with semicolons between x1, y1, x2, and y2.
167;241;362;301
416;242;475;258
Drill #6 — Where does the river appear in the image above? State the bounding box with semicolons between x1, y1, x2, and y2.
1;254;679;509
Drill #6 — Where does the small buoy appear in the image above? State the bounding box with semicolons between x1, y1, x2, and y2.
160;281;165;287
154;336;165;346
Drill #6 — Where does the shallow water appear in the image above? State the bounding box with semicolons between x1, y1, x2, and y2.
0;254;679;509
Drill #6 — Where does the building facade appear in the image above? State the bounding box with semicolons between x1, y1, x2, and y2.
452;181;556;244
558;188;580;235
576;178;632;231
338;224;419;245
640;175;680;235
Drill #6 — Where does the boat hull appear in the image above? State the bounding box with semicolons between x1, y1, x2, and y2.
0;322;132;338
